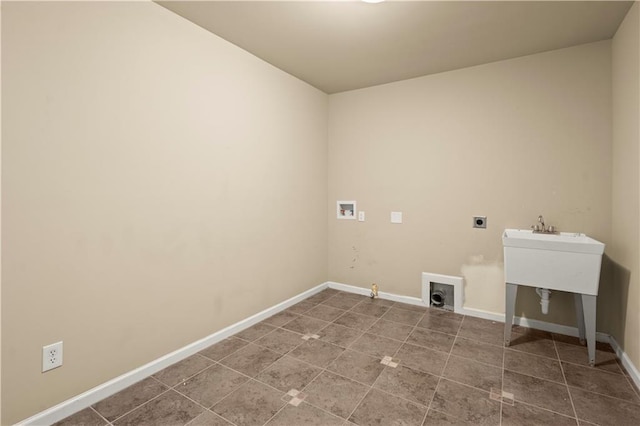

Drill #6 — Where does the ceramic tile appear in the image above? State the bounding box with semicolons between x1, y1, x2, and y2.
349;332;402;358
504;349;564;383
234;322;276;342
426;308;463;320
570;386;640;426
289;338;344;368
457;316;504;346
507;332;558;359
303;371;369;418
451;337;503;367
304;304;346;322
503;370;574;416
53;408;107;426
501;402;578;426
185;410;234;426
392;301;427;311
555;341;623;374
349;301;390;318
317;323;363;347
286;301;315;315
93;377;167;421
406;327;455;353
113;390;203;426
374;365;439;405
199;337;249;361
255;355;322;392
562;361;640;402
266;402;344;426
321;294;364;310
212;380;286;426
219;343;282;377
430;379;500;424
282;315;330;335
305;290;338;304
153;355;214;387
349;388;427;425
263;311;299;327
367;318;413;341
423;409;469;425
380;306;424;326
327;349;385;385
333;311;375;331
417;314;462;335
254;327;304;354
395;342;449;376
360;297;396;308
175;364;249;408
443;355;502;393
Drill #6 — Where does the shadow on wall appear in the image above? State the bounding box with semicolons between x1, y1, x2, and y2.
598;254;631;346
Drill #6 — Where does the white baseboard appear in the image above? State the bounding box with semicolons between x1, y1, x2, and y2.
608;334;640;392
326;281;428;307
18;283;329;426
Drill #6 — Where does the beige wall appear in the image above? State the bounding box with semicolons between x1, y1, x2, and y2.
328;41;612;326
611;3;640;373
1;2;328;424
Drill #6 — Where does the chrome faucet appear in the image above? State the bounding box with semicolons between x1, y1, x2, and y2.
532;215;556;233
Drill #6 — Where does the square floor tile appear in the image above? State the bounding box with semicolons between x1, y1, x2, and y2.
392;301;426;311
504;349;564;383
266;402;344;426
395;342;449;376
349;388;427;425
374;365;439;406
289;339;344;368
322;294;366;310
185;411;233;426
570;386;640;425
451;337;503;367
457;317;504;346
153;355;214;387
175;364;249;408
303;371;369;419
53;408;107;426
349;301;390;318
93;377;167;421
254;328;304;354
501;401;578;426
333;311;374;331
219;343;282;377
430;379;500;424
507;332;558;359
304;304;346;322
263;311;299;327
349;333;402;358
327;349;385;385
113;390;203;426
417;313;462;335
562;361;640;402
443;355;502;393
235;322;276;342
286;301;316;315
212;380;286;426
317;323;363;348
380;306;424;326
255;355;322;392
406;327;455;353
367;318;413;342
423;409;468;425
556;341;623;374
199;338;249;362
503;370;574;416
282;315;330;335
305;291;337;304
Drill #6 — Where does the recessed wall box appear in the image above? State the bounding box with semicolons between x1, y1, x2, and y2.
337;201;357;219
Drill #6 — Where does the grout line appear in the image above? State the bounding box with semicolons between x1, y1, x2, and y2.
500;331;506;426
554;339;580;422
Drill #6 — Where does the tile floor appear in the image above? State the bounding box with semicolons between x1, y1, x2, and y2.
56;289;640;426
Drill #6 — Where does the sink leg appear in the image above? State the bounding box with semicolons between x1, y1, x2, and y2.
505;283;518;347
581;294;597;367
574;293;586;345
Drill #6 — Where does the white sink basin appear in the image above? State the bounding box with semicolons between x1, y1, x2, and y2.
503;229;605;295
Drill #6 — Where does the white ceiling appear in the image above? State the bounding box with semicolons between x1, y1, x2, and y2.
157;1;633;94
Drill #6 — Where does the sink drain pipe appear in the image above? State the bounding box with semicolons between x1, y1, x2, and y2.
536;288;551;314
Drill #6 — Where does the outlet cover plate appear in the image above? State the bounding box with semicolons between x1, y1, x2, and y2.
42;341;63;372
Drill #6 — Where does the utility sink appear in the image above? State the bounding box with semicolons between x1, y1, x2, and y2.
503;229;604;295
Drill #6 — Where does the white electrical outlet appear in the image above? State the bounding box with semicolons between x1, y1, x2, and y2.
42;341;63;372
